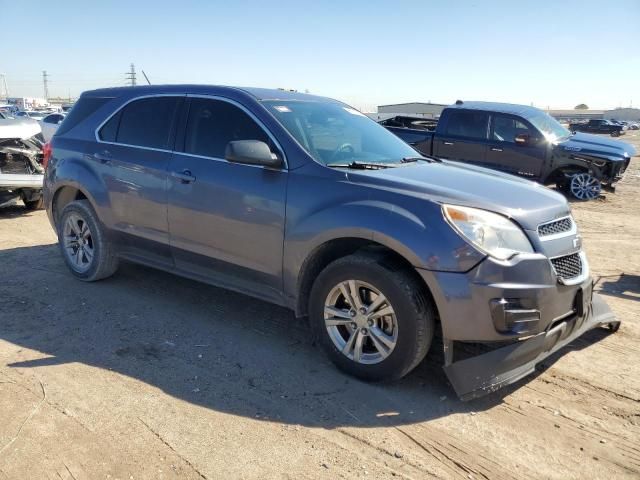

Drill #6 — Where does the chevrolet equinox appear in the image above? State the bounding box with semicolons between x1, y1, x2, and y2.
43;85;620;400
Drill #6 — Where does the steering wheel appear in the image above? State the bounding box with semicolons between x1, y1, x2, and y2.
328;143;355;163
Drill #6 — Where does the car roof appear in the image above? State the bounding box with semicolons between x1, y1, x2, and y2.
450;101;545;117
81;84;335;103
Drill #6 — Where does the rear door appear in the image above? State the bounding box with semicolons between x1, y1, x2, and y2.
485;113;546;179
433;109;489;165
94;95;183;263
167;96;287;300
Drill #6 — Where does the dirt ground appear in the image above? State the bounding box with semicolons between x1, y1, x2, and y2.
0;132;639;480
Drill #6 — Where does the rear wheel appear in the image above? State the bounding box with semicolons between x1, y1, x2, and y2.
569;173;601;201
309;253;434;381
57;200;118;281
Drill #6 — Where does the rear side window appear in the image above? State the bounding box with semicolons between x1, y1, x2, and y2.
443;110;489;140
56;96;112;136
110;97;181;149
183;98;270;158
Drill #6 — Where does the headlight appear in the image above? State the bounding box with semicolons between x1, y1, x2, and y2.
442;204;534;260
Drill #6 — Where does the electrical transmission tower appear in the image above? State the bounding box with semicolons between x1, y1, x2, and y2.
42;70;50;100
125;63;137;86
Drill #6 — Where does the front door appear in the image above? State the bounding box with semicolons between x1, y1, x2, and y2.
485;113;546;179
167;97;288;301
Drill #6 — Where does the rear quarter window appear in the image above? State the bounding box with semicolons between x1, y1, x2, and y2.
56;96;112;136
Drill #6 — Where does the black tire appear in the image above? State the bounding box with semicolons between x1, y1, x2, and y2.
309;253;435;382
23;197;44;210
57;200;118;281
611;131;619;137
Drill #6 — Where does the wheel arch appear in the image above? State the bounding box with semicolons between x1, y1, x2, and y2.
293;236;438;319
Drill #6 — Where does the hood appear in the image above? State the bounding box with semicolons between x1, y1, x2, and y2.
0;119;42;140
555;132;636;161
347;161;570;230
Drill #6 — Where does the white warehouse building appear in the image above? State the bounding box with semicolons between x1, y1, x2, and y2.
603;108;640;122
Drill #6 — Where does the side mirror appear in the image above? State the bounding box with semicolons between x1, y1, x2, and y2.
225;140;282;168
514;133;531;145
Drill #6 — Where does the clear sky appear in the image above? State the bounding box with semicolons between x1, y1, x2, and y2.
2;0;638;111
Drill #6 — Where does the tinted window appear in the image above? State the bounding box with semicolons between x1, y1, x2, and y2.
444;110;489;139
116;97;180;149
184;98;270;158
491;115;533;143
57;96;112;136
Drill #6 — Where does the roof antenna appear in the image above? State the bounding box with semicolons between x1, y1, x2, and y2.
141;70;151;85
455;99;463;105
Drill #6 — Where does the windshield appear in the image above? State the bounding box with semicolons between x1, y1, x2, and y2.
262;100;418;165
526;110;571;141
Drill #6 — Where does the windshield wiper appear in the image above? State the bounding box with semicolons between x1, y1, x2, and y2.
402;155;441;163
326;161;398;170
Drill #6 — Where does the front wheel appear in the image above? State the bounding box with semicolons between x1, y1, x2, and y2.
611;131;620;137
569;173;601;201
309;253;435;382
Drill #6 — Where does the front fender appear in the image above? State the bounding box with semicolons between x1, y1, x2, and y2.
282;196;484;298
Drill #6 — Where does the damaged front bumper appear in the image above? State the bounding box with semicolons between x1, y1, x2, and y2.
444;292;617;400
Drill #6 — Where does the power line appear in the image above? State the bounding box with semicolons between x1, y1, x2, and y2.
42;70;50;100
125;63;136;86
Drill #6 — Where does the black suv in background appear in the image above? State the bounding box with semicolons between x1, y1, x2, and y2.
382;102;635;200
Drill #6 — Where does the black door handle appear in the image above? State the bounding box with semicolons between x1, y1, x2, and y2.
490;147;503;152
171;169;196;184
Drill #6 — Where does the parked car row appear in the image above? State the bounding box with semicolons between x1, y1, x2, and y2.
569;119;628;137
40;85;622;400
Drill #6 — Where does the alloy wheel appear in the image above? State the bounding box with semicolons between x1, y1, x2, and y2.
62;213;95;272
324;280;398;364
570;173;601;201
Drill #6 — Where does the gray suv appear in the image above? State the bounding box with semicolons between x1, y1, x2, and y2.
43;85;619;400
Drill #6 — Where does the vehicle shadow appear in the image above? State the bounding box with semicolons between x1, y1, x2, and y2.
0;203;36;219
595;273;640;302
0;243;616;429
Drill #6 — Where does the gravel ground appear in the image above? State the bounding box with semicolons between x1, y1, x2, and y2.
0;131;638;479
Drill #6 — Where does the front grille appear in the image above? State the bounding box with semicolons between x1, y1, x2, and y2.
551;253;582;280
538;217;573;237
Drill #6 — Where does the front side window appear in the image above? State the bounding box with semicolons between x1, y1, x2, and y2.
491;115;534;143
183;98;271;159
525;110;570;141
99;97;180;149
262;100;417;166
443;110;489;140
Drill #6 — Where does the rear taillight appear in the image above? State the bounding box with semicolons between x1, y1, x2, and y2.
42;142;52;169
